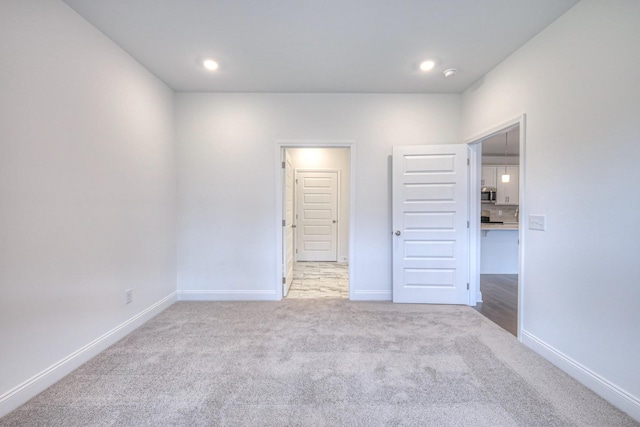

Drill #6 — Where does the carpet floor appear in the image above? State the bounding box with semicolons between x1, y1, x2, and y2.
1;300;637;426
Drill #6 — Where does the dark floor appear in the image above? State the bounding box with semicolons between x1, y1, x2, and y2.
473;274;518;336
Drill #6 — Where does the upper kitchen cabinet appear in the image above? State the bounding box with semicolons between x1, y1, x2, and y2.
496;166;519;205
481;166;497;188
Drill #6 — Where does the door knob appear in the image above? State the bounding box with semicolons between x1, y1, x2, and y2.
395;230;401;236
333;220;337;223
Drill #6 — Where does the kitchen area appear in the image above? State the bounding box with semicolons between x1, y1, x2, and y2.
475;126;519;336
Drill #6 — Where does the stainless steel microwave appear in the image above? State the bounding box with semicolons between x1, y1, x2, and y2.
481;187;496;203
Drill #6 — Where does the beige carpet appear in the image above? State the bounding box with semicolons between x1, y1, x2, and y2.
1;300;637;426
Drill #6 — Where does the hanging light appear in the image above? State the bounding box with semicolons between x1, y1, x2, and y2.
501;132;510;183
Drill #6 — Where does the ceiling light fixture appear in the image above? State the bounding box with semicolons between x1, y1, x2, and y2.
443;68;457;78
202;59;219;71
419;60;435;72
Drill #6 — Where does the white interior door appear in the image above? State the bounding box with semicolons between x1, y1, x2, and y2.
295;171;338;262
283;151;294;296
392;145;470;304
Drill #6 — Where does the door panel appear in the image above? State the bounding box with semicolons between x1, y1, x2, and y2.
296;171;338;262
392;145;469;304
283;151;294;296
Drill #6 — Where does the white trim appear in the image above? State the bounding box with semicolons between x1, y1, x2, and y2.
177;290;277;301
464;114;526;339
275;141;356;301
463;116;523;146
467;142;481;305
0;292;177;418
522;330;640;422
351;290;392;301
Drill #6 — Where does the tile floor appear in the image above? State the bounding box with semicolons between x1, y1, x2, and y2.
286;262;349;299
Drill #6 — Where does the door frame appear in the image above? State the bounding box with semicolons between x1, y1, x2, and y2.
294;169;341;262
465;114;526;340
275;141;356;300
283;150;295;297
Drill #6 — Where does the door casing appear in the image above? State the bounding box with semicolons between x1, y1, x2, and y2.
465;114;526;340
283;150;294;296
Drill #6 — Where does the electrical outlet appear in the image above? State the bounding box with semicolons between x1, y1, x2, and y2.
498;210;502;216
125;289;132;305
528;215;546;231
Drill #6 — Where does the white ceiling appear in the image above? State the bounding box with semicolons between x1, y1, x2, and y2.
62;0;579;93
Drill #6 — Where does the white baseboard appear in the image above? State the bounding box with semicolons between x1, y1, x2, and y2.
178;289;278;301
521;330;640;422
0;292;177;418
350;290;392;301
178;289;391;301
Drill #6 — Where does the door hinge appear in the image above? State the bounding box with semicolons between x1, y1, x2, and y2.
282;219;286;227
282;161;285;169
467;283;470;290
467;158;470;166
282;277;286;284
296;249;298;253
467;220;470;228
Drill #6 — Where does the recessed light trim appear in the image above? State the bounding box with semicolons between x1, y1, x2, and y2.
419;60;436;72
203;59;219;71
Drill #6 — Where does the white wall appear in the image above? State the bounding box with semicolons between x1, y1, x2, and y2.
0;0;177;415
463;0;640;418
176;93;461;300
287;148;350;262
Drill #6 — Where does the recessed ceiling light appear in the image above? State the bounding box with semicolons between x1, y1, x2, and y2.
202;59;219;71
419;60;436;72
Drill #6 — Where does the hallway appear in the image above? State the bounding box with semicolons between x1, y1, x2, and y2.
286;262;349;299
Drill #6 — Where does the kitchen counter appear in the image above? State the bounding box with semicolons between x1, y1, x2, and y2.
481;224;519;274
481;222;518;230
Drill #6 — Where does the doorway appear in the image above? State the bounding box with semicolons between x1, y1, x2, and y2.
467;116;525;338
276;145;353;300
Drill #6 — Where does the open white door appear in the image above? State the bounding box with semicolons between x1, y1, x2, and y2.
283;151;294;296
392;145;470;304
295;171;338;262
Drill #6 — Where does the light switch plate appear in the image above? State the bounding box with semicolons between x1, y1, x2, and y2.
529;215;546;231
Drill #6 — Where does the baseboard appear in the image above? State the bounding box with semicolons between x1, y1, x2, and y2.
521;330;640;422
350;290;392;301
178;289;390;301
178;289;278;301
0;291;177;418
